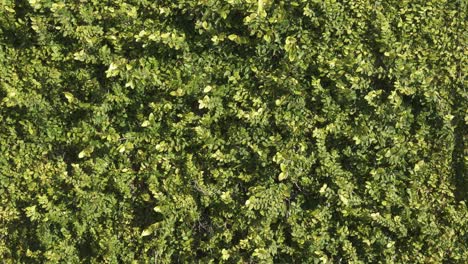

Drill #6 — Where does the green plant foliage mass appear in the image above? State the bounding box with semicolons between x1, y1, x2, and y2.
0;0;467;263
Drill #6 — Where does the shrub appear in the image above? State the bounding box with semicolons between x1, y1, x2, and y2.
0;0;466;263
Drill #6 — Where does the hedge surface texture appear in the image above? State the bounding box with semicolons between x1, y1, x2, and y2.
0;0;467;263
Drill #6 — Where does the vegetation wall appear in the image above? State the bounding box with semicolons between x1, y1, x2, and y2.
0;0;467;262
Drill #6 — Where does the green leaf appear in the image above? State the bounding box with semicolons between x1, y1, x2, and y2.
141;120;150;127
141;229;152;237
63;92;74;103
221;249;230;260
280;163;287;172
228;34;238;41
278;172;287;181
78;146;94;159
203;85;212;93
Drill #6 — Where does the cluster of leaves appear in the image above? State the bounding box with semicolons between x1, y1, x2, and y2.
1;0;467;263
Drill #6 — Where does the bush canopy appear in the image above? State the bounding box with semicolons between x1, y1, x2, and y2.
0;0;467;263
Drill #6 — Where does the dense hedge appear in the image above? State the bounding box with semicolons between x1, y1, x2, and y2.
1;0;467;263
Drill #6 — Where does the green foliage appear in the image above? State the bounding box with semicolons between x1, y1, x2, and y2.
1;0;467;263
